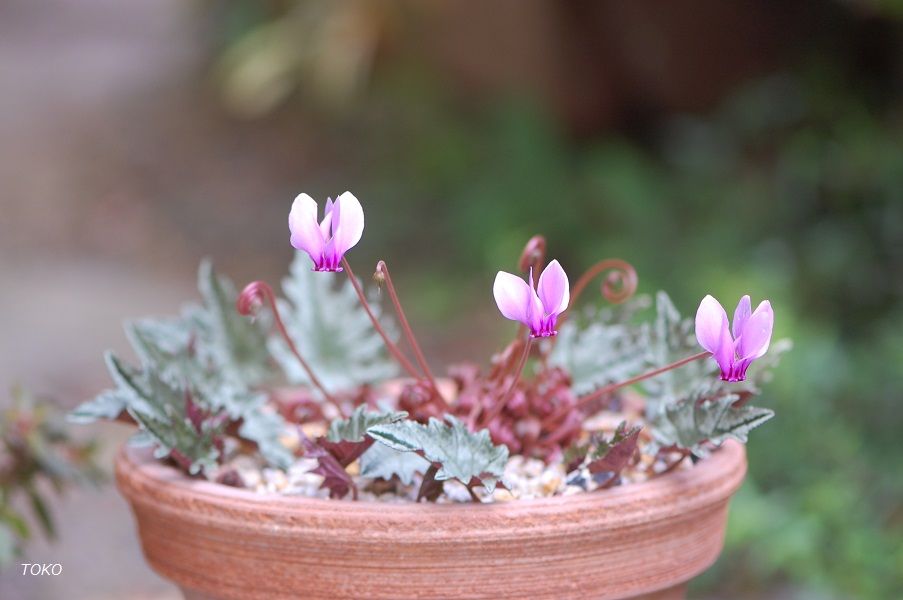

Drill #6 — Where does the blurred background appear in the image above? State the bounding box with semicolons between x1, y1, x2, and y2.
1;0;902;598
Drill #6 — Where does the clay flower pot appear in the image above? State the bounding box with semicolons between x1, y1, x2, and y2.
115;440;746;600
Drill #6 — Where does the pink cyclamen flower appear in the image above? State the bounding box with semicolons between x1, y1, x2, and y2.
289;191;364;272
695;294;774;382
493;260;570;338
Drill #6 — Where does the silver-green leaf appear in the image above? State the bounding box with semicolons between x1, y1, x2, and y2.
188;259;275;386
367;416;509;493
549;296;651;395
68;391;127;423
649;391;775;457
327;405;408;443
359;442;430;485
239;409;294;470
70;260;293;472
270;252;398;393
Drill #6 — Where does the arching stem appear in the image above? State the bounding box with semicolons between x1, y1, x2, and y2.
237;281;343;416
480;337;533;428
542;350;711;427
341;257;420;379
375;261;441;401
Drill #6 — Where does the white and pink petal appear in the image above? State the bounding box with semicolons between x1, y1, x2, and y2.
695;295;730;355
331;191;365;255
493;271;534;326
289;193;326;258
736;300;773;360
732;295;752;340
536;259;570;316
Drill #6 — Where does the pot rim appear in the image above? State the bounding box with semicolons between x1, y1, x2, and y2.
116;440;746;525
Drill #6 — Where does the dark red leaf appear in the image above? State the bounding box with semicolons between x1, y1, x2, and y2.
215;469;245;488
300;435;356;500
416;464;443;502
318;437;374;468
587;423;642;477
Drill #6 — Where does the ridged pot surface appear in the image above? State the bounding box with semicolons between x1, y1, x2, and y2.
115;441;746;600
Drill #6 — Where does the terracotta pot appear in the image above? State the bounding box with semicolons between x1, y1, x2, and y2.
115;440;746;600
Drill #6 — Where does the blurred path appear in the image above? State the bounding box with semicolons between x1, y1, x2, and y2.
0;1;196;598
0;0;200;394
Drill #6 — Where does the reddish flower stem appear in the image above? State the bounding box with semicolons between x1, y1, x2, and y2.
542;350;711;427
341;257;421;379
576;349;710;408
480;337;533;428
237;281;344;416
375;261;442;401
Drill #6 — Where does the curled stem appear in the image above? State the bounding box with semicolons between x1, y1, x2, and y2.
375;261;441;400
237;281;343;415
480;337;533;428
542;350;711;427
559;258;638;326
341;258;421;379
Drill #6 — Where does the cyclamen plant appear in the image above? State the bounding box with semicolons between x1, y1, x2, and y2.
73;191;788;502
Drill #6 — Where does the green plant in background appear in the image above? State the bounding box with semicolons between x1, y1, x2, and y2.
0;387;103;567
204;0;394;117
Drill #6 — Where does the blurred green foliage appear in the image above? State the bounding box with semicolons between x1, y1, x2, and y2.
359;70;903;597
0;388;104;567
